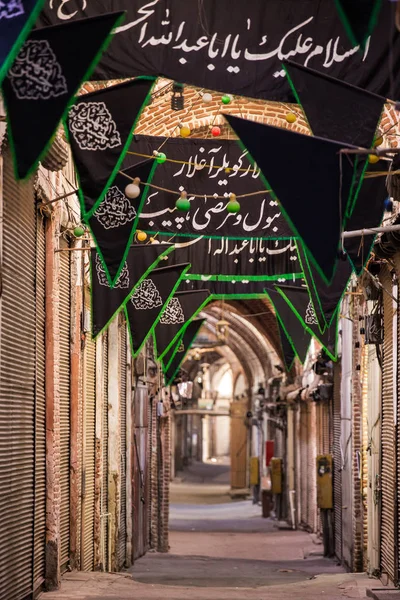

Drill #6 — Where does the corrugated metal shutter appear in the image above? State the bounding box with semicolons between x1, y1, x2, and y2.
82;299;96;571
380;265;396;583
0;150;36;599
33;212;46;591
59;236;71;572
118;316;127;568
333;360;342;562
101;332;109;571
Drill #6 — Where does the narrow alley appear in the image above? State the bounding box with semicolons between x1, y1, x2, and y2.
2;3;400;600
43;462;379;600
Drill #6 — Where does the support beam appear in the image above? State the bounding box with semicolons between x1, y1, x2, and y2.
342;224;400;238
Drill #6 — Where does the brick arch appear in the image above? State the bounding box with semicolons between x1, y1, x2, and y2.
135;79;310;137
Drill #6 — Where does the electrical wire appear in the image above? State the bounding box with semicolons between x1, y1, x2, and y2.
119;169;269;199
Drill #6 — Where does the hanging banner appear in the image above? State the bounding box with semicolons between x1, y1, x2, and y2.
297;242;351;332
124;136;292;239
153;290;210;360
179;275;303;298
0;0;45;86
163;318;206;385
125;262;190;357
225;113;360;284
274;285;339;360
88;160;156;286
335;0;382;48
65;76;155;218
283;60;385;149
91;243;174;338
2;12;125;180
268;288;312;365
343;158;387;273
37;0;400;101
277;320;296;371
168;236;301;281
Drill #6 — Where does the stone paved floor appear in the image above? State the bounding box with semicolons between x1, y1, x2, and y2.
41;461;384;600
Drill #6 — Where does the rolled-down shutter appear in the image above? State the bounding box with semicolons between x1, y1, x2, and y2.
333;360;342;562
33;212;46;591
82;298;96;571
59;237;71;572
118;316;127;568
0;150;37;599
380;266;396;583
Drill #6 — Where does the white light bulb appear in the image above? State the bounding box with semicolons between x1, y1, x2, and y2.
125;183;141;199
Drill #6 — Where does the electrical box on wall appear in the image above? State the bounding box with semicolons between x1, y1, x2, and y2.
250;457;259;486
270;458;282;494
316;454;333;509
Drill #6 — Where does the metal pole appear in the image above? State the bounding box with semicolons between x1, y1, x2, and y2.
342;224;400;238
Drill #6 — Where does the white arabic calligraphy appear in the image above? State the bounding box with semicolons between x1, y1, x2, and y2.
112;3;370;75
0;0;24;19
9;40;68;100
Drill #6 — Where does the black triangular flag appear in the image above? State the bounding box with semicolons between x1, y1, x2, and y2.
265;287;311;363
277;320;296;371
2;12;124;179
267;287;312;366
88;160;156;286
283;60;384;149
297;242;352;331
284;61;385;219
225;114;358;284
91;243;174;338
274;285;339;360
125;262;190;357
163;319;206;386
344;158;387;273
335;0;382;49
66;77;155;218
0;0;44;85
154;290;210;361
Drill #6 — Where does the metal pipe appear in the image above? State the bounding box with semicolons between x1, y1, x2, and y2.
342;224;400;238
340;147;400;156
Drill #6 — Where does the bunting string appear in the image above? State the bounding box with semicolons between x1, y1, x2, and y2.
118;170;270;199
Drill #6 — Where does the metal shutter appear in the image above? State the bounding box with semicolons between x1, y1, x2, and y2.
82;299;96;571
333;360;342;561
101;332;109;571
59;236;71;572
0;150;36;599
118;316;127;568
33;212;46;592
380;265;396;583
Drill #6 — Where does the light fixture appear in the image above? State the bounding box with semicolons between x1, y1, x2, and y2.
125;177;141;198
216;301;229;342
171;82;184;110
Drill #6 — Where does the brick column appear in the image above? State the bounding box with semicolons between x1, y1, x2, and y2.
70;239;83;570
45;209;61;590
108;319;121;571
